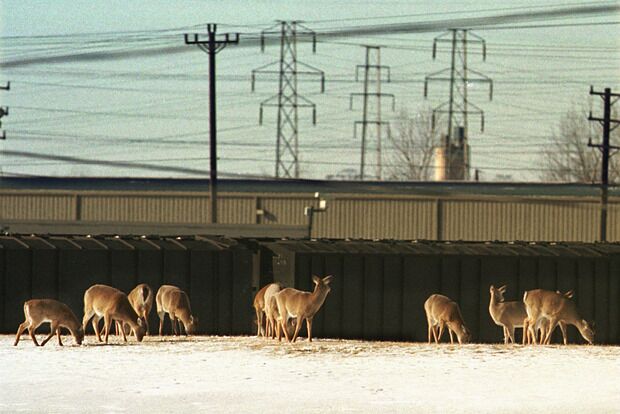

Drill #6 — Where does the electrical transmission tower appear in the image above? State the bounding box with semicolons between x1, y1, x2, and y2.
0;81;9;140
587;86;620;241
350;46;394;180
251;21;325;179
424;29;492;181
184;24;239;224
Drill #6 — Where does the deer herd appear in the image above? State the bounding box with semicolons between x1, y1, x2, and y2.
13;274;595;347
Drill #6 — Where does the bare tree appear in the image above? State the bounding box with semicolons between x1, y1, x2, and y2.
541;105;620;183
385;108;442;180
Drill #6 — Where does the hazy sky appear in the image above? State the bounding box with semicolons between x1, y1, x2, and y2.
1;1;619;181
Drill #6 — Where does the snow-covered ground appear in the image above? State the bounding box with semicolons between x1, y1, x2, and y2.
1;334;619;413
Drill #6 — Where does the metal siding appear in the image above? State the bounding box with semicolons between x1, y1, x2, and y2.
315;198;435;240
218;197;255;224
81;195;210;223
0;194;74;220
260;198;310;225
443;200;599;242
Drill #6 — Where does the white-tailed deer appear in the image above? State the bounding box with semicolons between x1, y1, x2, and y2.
156;285;197;336
263;283;283;338
116;283;154;337
253;283;280;337
489;285;527;344
523;289;594;345
14;299;84;346
424;294;471;345
523;291;572;345
82;284;145;343
275;275;333;343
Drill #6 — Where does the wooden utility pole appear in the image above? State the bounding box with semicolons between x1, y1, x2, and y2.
185;25;238;224
588;87;620;241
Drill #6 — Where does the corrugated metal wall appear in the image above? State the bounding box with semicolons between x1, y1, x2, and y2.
265;240;620;344
0;235;254;335
1;189;618;241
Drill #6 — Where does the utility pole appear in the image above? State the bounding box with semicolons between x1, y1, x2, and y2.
0;81;9;140
350;46;394;180
588;86;620;241
251;21;324;178
185;25;238;224
424;29;492;180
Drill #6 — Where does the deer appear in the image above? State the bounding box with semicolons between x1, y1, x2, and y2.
82;284;146;344
115;283;153;337
274;275;333;343
523;291;573;345
253;283;280;337
156;285;198;336
14;299;84;346
263;283;283;338
489;284;528;344
424;294;471;345
523;289;594;345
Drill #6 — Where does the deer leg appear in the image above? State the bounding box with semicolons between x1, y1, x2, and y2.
276;317;282;342
543;318;558;345
40;321;59;347
14;321;30;346
306;318;313;342
437;322;446;344
120;321;128;342
291;317;303;343
558;321;568;345
171;314;178;336
57;326;64;346
103;314;112;344
448;328;455;345
158;312;165;336
502;326;509;344
508;326;515;344
28;323;40;346
522;318;529;345
82;310;94;334
92;316;102;342
280;317;291;342
143;313;150;336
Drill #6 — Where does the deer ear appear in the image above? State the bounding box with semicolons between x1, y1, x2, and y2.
565;290;574;298
323;275;333;285
498;285;507;293
490;284;495;291
312;275;320;284
137;318;143;327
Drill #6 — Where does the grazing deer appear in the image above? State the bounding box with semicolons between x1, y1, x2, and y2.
156;285;197;336
488;285;527;344
253;283;279;337
82;284;145;344
263;283;283;338
14;299;84;346
523;291;572;345
116;283;154;337
275;275;333;343
424;294;471;345
523;289;594;345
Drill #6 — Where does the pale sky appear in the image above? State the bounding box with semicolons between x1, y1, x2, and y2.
1;0;619;181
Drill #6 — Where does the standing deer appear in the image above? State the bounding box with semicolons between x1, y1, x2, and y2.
424;294;471;345
14;299;84;346
523;289;594;345
116;283;153;337
488;285;527;344
253;283;281;337
275;275;333;343
263;283;283;338
156;285;198;336
82;284;145;344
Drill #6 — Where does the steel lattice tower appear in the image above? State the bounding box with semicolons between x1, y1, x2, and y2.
252;21;324;178
350;46;394;180
424;29;492;180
